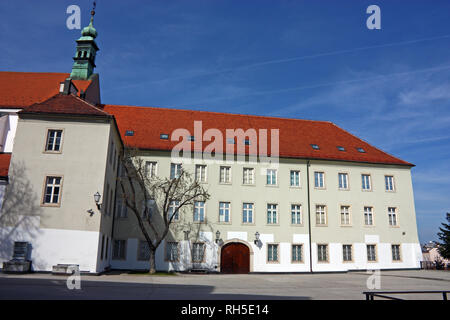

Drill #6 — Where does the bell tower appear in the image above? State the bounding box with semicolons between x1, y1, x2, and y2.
70;4;99;80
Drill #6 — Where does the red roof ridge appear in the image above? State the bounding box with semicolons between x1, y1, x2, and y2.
22;93;110;117
0;71;69;76
329;122;414;166
103;104;333;125
68;94;110;115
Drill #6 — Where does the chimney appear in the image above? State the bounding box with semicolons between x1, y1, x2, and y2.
59;79;79;95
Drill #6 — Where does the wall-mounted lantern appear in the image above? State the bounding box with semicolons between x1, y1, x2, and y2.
254;231;260;245
94;191;102;210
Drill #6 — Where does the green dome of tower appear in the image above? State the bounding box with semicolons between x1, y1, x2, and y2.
81;11;98;39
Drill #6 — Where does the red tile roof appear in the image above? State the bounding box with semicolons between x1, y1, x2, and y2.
22;94;110;117
103;105;413;166
0;153;11;178
0;72;91;108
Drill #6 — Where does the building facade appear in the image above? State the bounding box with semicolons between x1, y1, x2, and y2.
0;13;422;274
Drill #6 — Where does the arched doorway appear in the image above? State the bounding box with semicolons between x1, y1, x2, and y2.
220;242;250;274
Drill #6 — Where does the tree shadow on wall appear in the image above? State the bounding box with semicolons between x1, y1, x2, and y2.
0;161;44;270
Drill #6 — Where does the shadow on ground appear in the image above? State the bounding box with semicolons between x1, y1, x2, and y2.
0;277;309;300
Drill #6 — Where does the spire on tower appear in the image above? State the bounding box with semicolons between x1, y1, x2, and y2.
69;2;100;80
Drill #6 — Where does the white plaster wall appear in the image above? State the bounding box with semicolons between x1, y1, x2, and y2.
311;242;422;272
109;231;421;273
110;236;221;272
0;111;19;153
227;231;247;241
0;220;100;273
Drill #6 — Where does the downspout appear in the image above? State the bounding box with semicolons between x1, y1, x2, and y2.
306;160;313;273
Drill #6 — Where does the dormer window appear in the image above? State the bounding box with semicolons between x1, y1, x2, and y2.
226;138;235;144
337;146;345;151
160;134;169;140
311;144;320;150
357;147;366;153
245;139;251;145
125;130;134;136
188;136;195;141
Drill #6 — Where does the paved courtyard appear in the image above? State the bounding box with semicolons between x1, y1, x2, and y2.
0;270;449;300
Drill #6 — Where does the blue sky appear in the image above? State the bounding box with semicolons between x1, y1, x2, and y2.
1;0;449;243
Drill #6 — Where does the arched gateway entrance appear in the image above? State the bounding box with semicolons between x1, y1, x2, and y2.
220;242;250;274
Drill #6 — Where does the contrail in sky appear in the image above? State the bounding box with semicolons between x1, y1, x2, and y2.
183;64;450;106
147;34;450;84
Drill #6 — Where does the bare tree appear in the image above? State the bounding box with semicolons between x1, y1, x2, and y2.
118;148;210;274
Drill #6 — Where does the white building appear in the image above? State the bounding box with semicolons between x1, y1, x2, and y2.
0;12;422;274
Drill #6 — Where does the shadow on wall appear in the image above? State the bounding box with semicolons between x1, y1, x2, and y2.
0;161;44;270
116;206;219;272
168;218;219;272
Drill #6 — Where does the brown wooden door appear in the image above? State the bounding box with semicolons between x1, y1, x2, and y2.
221;243;250;274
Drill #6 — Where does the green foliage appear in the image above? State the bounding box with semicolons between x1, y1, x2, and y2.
437;212;450;260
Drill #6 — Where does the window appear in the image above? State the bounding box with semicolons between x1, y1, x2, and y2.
388;207;398;226
362;174;371;190
290;170;300;187
166;242;179;262
315;205;327;225
188;135;195;141
160;133;169;140
170;163;182;179
291;204;302;225
192;243;205;263
292;244;303;262
357;147;366;153
340;205;351;225
45;129;63;152
109;188;114;217
266;169;277;185
138;240;150;261
364;207;374;226
311;144;320;150
43;176;62;205
226;138;235;144
343;245;352;262
314;172;325;189
145;161;158;178
367;245;377;262
267;244;279;262
219;202;230;223
105;184;110;215
385;175;395;191
112;240;126;260
125;130;134;136
318;244;328;262
100;235;105;260
194;201;205;222
243;168;254;185
338;173;349;190
105;237;109;260
109;141;114;165
142;199;155;219
168;200;180;221
195;164;207;183
337;146;345;151
267;204;278;224
115;198;128;218
392;245;401;261
112;148;117;171
219;166;231;183
242;203;254;223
